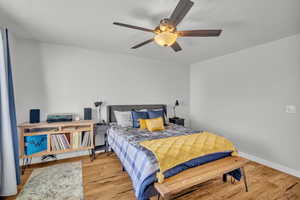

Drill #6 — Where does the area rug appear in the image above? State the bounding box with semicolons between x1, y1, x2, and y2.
17;161;83;200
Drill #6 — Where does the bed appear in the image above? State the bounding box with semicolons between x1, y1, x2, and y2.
106;104;241;200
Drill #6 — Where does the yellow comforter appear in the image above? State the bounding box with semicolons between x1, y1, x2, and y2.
139;131;238;183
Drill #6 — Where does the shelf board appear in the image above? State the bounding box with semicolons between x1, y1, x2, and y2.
18;120;96;128
24;128;92;136
20;146;94;158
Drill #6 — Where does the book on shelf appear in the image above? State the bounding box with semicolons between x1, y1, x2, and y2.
71;131;91;149
50;134;71;151
50;131;91;151
50;135;56;151
82;132;91;147
57;135;64;150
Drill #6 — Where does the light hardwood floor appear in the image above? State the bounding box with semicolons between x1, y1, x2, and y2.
4;153;300;200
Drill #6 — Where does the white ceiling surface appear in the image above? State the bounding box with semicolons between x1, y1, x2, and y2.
0;0;300;64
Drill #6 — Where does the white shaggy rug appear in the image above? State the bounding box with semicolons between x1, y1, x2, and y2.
17;161;84;200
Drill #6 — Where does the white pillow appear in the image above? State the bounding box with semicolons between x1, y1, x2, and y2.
114;111;132;127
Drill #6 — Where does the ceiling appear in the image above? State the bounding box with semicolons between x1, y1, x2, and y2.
0;0;300;64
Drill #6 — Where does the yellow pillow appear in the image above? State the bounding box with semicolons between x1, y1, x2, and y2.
145;117;165;132
139;119;148;130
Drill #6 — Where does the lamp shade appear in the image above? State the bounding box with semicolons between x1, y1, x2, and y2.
175;100;179;106
94;101;103;107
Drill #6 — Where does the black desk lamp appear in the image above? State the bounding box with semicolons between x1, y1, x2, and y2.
173;100;179;119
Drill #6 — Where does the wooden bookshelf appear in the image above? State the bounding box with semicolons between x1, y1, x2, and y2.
18;120;95;162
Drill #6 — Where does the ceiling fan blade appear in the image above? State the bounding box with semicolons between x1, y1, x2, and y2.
113;22;154;33
178;30;222;37
169;0;194;26
131;38;154;49
170;42;182;52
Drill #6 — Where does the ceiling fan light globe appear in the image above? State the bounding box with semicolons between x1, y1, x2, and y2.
154;32;178;47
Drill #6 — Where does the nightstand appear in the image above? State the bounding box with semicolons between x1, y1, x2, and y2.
92;124;109;158
169;117;185;126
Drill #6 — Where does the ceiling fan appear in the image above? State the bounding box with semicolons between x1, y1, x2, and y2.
113;0;222;52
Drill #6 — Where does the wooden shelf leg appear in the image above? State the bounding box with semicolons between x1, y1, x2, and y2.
241;167;249;192
21;158;26;175
92;149;96;160
88;149;94;162
222;174;227;183
21;157;32;175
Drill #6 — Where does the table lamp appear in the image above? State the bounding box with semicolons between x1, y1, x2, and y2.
173;100;179;119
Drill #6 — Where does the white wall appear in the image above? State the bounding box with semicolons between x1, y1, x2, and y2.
190;34;300;171
12;39;48;124
13;39;190;124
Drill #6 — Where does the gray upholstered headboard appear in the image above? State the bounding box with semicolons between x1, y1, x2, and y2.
107;104;167;123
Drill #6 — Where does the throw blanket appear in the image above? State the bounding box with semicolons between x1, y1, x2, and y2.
140;132;238;183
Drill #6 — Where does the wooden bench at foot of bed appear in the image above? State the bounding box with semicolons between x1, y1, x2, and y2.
154;156;249;200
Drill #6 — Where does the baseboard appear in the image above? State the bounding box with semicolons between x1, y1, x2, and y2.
239;151;300;178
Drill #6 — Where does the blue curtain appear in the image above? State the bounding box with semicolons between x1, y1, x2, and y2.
0;28;20;196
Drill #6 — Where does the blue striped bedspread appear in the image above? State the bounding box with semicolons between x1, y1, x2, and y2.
107;124;240;200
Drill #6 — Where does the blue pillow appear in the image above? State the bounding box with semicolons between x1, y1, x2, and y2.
148;110;166;123
131;111;149;128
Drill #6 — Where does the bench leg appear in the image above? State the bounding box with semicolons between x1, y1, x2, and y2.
241;167;249;192
222;174;227;183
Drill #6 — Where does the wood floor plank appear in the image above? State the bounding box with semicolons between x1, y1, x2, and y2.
2;153;299;200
